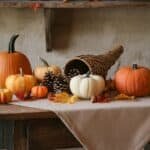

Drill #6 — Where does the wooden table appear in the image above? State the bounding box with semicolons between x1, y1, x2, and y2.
0;104;150;150
0;104;81;150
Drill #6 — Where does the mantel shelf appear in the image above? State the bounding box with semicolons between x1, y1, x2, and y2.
0;1;150;8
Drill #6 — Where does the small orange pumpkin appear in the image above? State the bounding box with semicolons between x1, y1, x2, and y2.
31;85;48;98
5;68;37;100
0;89;12;104
115;64;150;97
0;34;32;88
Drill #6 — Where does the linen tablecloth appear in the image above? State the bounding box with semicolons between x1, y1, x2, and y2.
12;98;150;150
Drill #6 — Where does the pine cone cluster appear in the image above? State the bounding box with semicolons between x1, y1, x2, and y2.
42;72;69;93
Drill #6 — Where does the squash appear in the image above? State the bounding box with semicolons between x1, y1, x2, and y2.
0;34;32;88
5;68;37;100
0;89;12;104
115;64;150;97
70;72;105;99
31;85;48;98
34;57;61;81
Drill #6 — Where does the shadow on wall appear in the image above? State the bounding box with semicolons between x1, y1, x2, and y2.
52;9;74;50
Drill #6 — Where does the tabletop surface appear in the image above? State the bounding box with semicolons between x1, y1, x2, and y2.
1;97;150;120
0;104;56;120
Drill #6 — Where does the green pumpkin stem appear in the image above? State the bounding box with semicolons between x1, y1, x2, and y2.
8;34;19;53
39;83;43;86
19;68;24;76
39;57;49;67
86;71;91;77
133;64;138;70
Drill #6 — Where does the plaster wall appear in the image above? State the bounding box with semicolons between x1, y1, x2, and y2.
0;8;150;78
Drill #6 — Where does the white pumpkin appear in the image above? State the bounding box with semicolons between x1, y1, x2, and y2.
70;73;105;99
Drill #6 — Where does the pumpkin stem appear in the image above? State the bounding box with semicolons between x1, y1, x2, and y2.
39;83;43;86
86;71;91;77
133;64;138;70
19;68;24;76
8;34;19;53
39;57;49;67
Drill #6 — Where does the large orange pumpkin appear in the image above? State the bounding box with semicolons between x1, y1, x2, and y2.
115;64;150;97
0;34;32;88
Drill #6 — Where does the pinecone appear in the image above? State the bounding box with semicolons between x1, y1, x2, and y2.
53;75;69;93
66;68;81;80
42;71;70;93
42;72;56;92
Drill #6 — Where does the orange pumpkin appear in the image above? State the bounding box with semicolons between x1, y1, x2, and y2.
0;34;32;88
5;68;36;100
115;64;150;97
0;89;12;104
31;85;48;98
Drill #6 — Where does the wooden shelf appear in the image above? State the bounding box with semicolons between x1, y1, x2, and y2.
0;1;150;8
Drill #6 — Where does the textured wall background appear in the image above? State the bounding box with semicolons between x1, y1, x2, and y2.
0;8;150;78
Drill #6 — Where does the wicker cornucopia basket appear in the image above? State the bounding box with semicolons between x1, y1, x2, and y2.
64;45;124;78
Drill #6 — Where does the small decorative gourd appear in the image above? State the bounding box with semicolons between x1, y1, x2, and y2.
115;64;150;97
34;57;62;81
5;68;37;100
31;85;48;98
0;89;13;104
0;34;32;88
70;72;105;99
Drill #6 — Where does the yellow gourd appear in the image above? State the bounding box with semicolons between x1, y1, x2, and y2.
34;57;61;81
5;68;37;100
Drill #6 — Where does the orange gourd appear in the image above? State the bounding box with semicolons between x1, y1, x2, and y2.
31;85;48;98
115;64;150;97
0;34;32;88
0;89;12;104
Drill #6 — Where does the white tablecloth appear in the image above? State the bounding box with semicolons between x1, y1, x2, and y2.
12;98;150;150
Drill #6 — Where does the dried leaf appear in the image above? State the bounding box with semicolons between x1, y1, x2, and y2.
48;92;78;104
91;95;111;103
114;94;135;100
68;95;78;104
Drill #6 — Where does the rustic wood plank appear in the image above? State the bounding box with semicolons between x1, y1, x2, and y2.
3;121;14;150
27;118;81;150
13;120;28;150
0;1;150;8
0;104;56;120
44;8;53;52
0;120;14;150
0;121;4;149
